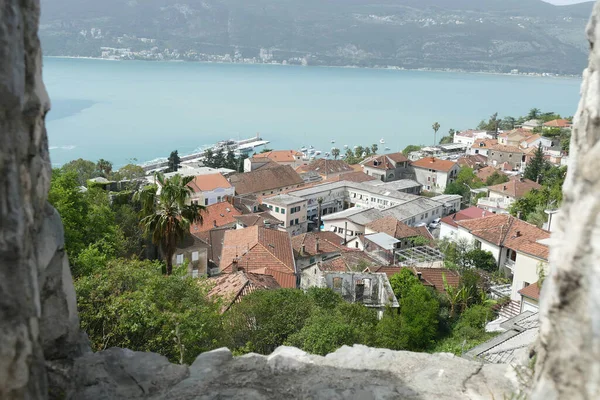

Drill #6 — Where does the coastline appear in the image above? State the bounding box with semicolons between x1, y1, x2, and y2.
44;55;582;80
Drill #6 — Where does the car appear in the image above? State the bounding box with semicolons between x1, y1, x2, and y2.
428;218;441;229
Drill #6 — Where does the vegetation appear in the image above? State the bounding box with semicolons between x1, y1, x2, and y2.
444;167;485;201
343;143;380;164
203;147;248;172
523;144;545;182
438;129;455;145
432;122;441;146
402;145;422;156
485;171;509;186
167;150;181;173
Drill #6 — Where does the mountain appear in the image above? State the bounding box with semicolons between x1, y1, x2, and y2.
39;0;595;74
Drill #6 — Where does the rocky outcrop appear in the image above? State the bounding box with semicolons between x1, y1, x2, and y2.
531;2;600;399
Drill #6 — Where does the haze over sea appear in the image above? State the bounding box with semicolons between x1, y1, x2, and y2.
45;57;582;168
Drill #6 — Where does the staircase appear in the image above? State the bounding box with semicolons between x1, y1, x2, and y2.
497;300;521;321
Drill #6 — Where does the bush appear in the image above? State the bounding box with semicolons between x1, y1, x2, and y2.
463;249;497;273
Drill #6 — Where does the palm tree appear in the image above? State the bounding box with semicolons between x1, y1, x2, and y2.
371;144;378;154
331;147;340;160
432;122;441;146
97;159;113;178
528;108;541;120
137;173;205;275
354;146;364;159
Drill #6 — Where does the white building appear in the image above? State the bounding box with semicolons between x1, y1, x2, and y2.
477;177;542;215
262;194;308;237
185;173;235;206
410;157;461;193
453;130;492;148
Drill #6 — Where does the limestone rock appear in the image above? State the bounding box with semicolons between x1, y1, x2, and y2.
531;2;600;399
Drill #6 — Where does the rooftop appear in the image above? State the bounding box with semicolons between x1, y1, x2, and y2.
291;231;345;257
457;154;488;169
188;173;232;193
234;212;281;228
364;179;422;191
207;271;281;313
296;159;354;176
320;251;380;272
364;232;400;251
381;198;443;221
441;206;492;229
375;266;460;293
252;150;303;163
323;171;377;184
362;153;409;170
228;165;304;195
487;177;542;199
189;202;241;233
366;216;423;239
543;119;572;128
321;207;385;225
471;139;498;149
489;144;525;154
411;157;458;172
476;166;504;182
519;282;541;301
262;194;305;206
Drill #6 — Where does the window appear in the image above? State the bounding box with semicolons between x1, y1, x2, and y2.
204;199;209;206
347;230;354;236
281;208;286;214
193;200;198;205
474;240;482;250
523;281;530;288
217;196;222;202
275;207;280;213
268;205;273;210
333;277;343;292
355;242;359;248
295;219;299;225
191;251;199;262
309;257;316;264
290;220;294;226
176;254;184;265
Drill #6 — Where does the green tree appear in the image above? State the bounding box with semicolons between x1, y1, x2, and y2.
528;108;541;120
524;144;546;182
97;159;113;178
354;145;365;158
371;144;378;154
203;148;215;167
375;308;404;350
167;150;181;172
138;173;204;275
331;147;340;160
389;269;420;300
61;158;99;185
402;145;422;156
75;258;223;364
462;249;497;273
444;167;484;199
400;284;440;350
432;122;441;146
500;116;516;130
115;164;145;180
485;171;509;186
542;127;562;138
306;287;344;310
225;149;237;170
212;150;226;169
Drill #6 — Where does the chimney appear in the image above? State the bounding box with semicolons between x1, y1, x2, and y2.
232;258;238;273
516;231;522;238
301;244;306;256
417;272;422;280
519;177;524;182
213;220;218;228
503;185;507;191
315;237;320;253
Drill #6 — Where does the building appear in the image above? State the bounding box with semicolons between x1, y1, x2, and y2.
207;271;281;313
363;232;401;265
173;235;209;277
453;130;492;148
431;194;462;216
228;165;304;196
361;153;411;182
234;212;282;230
261;194;308;236
475;166;506;183
455;214;550;302
439;206;491;240
487;145;525;172
299;250;381;290
519;282;541;313
457;154;488;170
244;150;305;172
322;171;378;184
498;129;532;147
321;208;385;240
219;226;297;288
521;119;542;131
189;201;241;234
469;139;498;157
292;231;346;269
477;177;542;214
519;135;553;150
365;216;433;250
410;157;461;193
364;179;422;195
375;266;460;294
542;119;572;129
296;159;354;180
187;173;235;206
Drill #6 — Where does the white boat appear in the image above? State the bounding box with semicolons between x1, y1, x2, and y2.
308;148;315;154
385;147;391;151
344;145;349;149
300;146;307;152
353;146;358;150
380;138;385;144
315;150;322;156
325;152;330;157
331;140;335;144
309;145;314;149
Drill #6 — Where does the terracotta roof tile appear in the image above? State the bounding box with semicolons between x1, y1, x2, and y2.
295;159;354;176
228;165;304;195
471;139;498;149
411;157;458;172
252;150;303;163
321;251;380;272
457;215;550;260
542;119;571;128
375;266;460;293
323;171;378;183
291;232;345;257
487;177;542;199
207;271;281;312
458;154;488;169
476;166;504;182
522;134;542;145
190;202;241;234
489;144;524;154
518;282;541;300
363;153;409;170
440;206;492;228
234;212;281;228
366;216;422;239
188;173;232;193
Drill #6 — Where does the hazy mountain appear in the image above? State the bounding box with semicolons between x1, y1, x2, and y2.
39;0;595;74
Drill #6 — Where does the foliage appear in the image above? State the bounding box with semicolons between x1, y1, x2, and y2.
167;150;181;173
97;159;113;177
485;171;509;186
331;147;340;159
399;284;440;350
462;249;497;273
389;269;420;300
305;287;344;310
432;122;441;145
137;173;205;275
75;259;223;364
114;163;146;180
510;165;566;221
402;145;422;156
61;158;99;185
523;144;546;182
444;167;484;200
204;147;248;172
375;308;404;350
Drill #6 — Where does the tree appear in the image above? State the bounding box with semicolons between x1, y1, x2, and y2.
225;149;237;170
399;284;440;350
389;269;420;300
524;144;546;182
331;147;340;160
371;144;378;155
432;122;441;146
500;116;516;130
317;197;324;230
354;145;364;158
167;150;181;173
115;164;145;180
444;167;484;200
61;158;99;185
462;249;497;273
138;173;204;275
203;148;215;167
212;150;226;169
402;145;422;156
97;159;113;178
528;108;541;120
485;171;509;186
75;258;223;364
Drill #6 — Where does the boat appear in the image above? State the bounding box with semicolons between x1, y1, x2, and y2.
300;146;307;152
385;147;391;151
309;145;314;149
308;148;315;154
315;150;322;156
344;144;349;149
353;146;358;150
380;138;385;144
325;152;330;157
331;147;336;151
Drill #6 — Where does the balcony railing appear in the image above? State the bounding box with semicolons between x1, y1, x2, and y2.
504;259;516;271
477;197;513;210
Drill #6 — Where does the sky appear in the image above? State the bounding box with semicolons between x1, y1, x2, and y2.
544;0;592;4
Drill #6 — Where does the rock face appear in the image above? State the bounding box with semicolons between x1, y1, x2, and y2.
531;2;600;399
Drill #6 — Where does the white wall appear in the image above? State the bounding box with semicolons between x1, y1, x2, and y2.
511;252;547;301
323;218;365;239
439;222;458;241
203;187;235;206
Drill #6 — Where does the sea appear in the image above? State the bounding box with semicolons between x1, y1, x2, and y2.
44;57;583;169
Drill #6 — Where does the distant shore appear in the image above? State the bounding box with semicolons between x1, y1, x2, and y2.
44;55;582;80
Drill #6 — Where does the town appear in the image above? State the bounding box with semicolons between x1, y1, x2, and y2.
52;109;569;366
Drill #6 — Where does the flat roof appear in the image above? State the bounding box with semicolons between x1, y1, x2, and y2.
364;179;422;191
365;232;400;250
263;194;305;206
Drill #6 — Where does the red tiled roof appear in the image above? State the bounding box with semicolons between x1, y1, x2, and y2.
440;207;492;229
543;119;571;128
207;271;281;312
489;144;524;154
252;150;303;163
321;251;380;272
500;128;533;138
220;226;296;287
228;165;304;195
458;154;488;169
475;166;503;182
456;215;550;260
323;171;378;183
190;202;241;234
363;153;409;170
411;157;458;172
375;266;460;293
234;212;280;228
291;232;345;257
366;216;422;239
471;139;498;149
188;173;232;193
487;177;542;199
518;282;541;300
295;159;354;175
522;134;542;145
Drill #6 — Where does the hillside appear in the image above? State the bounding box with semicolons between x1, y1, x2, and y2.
39;0;595;74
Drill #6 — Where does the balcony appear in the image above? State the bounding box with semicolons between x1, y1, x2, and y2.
477;197;513;211
504;258;516;271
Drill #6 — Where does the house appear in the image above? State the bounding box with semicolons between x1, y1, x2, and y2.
322;207;385;240
292;231;346;269
244;150;305;172
519;282;541;313
189;201;241;234
469;139;498;157
477;177;542;214
375;266;460;294
193;226;233;272
487;145;525;172
519;135;553;150
364;179;422;195
296;159;354;180
361;153;411;182
299;250;380;289
453;130;493;147
322;171;378;184
173;235;209;277
431;194;462;216
455;215;550;303
363;232;402;265
207;271;281;313
439;206;491;240
298;170;324;184
261;194;308;236
542;119;572;129
228;164;304;196
458;154;488;170
410;157;461;193
475;166;506;183
521;119;542;131
365;216;432;250
186;173;235;206
234;212;282;230
498;129;532;147
219;226;297;288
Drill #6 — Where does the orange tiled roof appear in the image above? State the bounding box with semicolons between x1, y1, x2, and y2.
228;165;304;195
375;266;460;293
489;144;524;154
487;177;542;199
476;166;504;182
471;139;498;149
411;157;458;172
253;150;303;163
323;171;378;183
295;159;354;175
440;206;492;229
188;173;232;193
220;226;296;287
458;154;488;169
522;134;542;145
363;153;409;170
543;119;571;128
456;215;550;260
321;251;380;272
366;216;422;239
189;202;241;234
207;271;281;313
518;282;541;300
291;232;345;257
